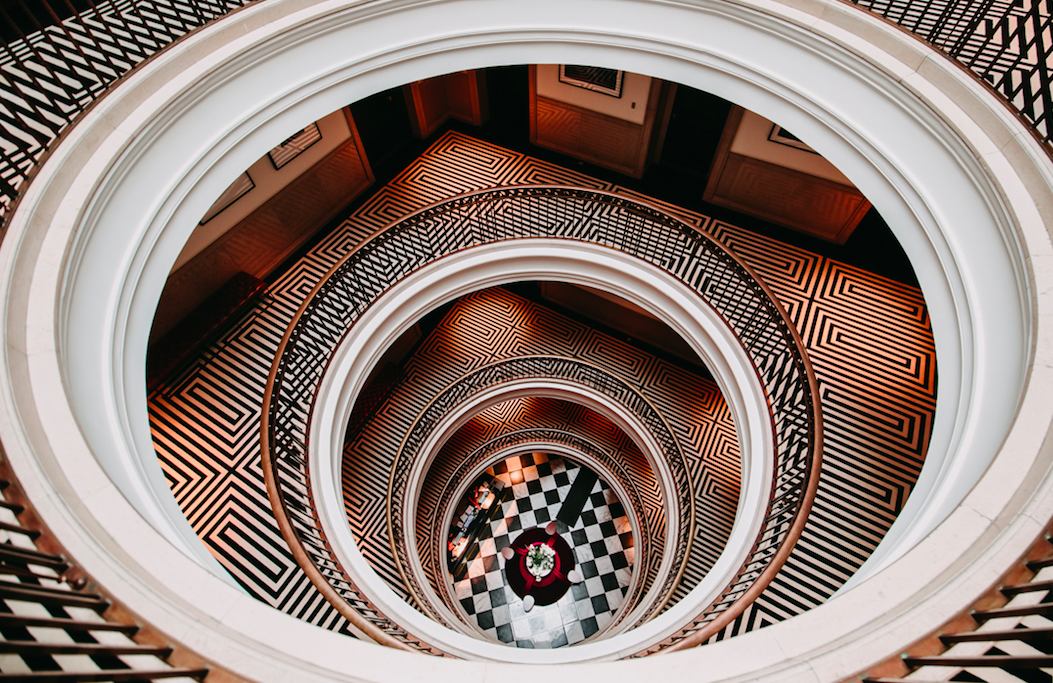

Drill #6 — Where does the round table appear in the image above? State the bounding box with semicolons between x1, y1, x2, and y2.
505;527;575;606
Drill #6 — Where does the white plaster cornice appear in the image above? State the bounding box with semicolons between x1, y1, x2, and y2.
0;0;1047;679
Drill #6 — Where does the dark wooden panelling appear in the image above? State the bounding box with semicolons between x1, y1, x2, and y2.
707;153;871;244
578;107;641;169
445;70;489;125
704;105;870;244
534;97;581;150
529;66;663;179
405;71;489;139
152;126;373;339
348;87;414;171
405;77;449;139
659;85;732;176
649;82;678;166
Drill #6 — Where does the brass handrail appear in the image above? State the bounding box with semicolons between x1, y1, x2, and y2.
260;185;823;654
385;357;684;626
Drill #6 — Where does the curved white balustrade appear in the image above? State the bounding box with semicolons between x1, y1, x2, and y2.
401;385;666;633
307;243;774;661
0;0;1047;680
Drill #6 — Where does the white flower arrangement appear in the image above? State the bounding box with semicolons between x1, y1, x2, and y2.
525;542;556;578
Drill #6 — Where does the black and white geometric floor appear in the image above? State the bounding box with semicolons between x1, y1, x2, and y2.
453;453;634;648
150;131;937;641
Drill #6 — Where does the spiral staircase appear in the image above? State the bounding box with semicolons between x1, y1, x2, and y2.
0;0;1051;681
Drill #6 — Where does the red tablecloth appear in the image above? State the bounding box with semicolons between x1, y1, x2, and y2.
505;527;575;606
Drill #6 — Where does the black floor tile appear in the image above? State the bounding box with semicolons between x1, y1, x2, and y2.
591;594;609;614
497;623;514;643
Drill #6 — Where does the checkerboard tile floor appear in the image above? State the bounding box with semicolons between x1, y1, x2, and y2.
451;453;635;648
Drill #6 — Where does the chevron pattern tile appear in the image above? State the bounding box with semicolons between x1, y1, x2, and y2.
366;289;734;607
149;130;937;643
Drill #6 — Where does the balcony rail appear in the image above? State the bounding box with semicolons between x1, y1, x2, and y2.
0;0;253;230
859;526;1053;682
0;458;219;681
423;427;661;625
260;185;823;654
387;358;682;626
849;0;1053;150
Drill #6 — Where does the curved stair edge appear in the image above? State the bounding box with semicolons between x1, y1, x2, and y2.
0;455;248;683
850;523;1053;682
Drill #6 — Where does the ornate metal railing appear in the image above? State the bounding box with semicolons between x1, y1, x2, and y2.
423;428;658;626
0;0;254;228
259;443;438;651
387;357;683;626
260;185;822;653
850;0;1053;149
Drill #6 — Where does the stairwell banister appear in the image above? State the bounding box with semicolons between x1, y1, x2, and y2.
388;358;681;628
261;185;822;656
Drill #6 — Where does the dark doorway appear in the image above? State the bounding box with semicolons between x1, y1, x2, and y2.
348;87;415;176
659;85;732;180
481;65;531;149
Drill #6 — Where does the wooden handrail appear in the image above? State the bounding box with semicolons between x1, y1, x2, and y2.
261;185;824;654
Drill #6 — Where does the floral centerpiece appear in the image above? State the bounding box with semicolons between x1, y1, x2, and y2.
525;542;556;578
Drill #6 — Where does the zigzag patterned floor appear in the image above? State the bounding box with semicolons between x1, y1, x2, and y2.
350;287;734;607
148;131;936;643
